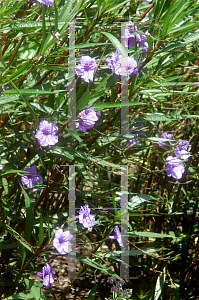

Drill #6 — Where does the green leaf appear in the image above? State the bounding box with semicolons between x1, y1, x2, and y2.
0;242;20;250
58;0;76;22
92;102;146;109
128;231;176;239
87;285;98;300
154;267;166;300
3;293;35;300
101;31;127;57
129;194;153;209
47;148;74;162
75;253;122;280
0;221;34;253
139;113;199;122
2;177;8;194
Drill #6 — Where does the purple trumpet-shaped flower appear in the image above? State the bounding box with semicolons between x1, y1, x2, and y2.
106;49;139;76
124;125;145;148
166;156;185;179
35;120;58;147
21;165;42;188
37;264;54;287
158;132;175;148
36;0;54;6
76;56;97;83
76;108;99;133
53;229;73;255
122;21;150;53
109;226;124;247
79;205;95;229
175;140;190;160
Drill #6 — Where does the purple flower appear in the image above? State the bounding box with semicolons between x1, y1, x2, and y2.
53;229;73;255
106;49;139;76
36;0;54;6
124;125;145;148
122;21;150;53
35;120;58;147
54;32;60;38
158;132;175;148
79;205;95;229
142;0;152;2
175;140;190;160
37;264;54;287
76;56;97;83
21;165;42;188
0;165;3;171
124;139;138;148
126;1;130;5
1;86;9;95
107;276;116;284
166;156;185;179
109;226;124;247
132;124;145;136
76;108;99;133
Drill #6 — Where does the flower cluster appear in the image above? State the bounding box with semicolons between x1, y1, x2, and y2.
106;49;139;76
79;205;95;229
76;108;99;133
122;21;150;53
107;276;132;300
159;133;190;180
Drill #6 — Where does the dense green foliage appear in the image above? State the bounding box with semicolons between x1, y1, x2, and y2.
0;0;199;299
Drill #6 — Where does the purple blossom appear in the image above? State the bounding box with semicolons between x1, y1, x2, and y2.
126;1;130;5
106;49;139;76
53;229;73;255
124;139;138;148
175;140;190;160
132;124;145;136
54;32;60;38
158;132;175;148
166;156;185;179
35;120;58;147
0;165;3;171
122;21;150;52
1;86;9;95
76;56;97;83
109;225;124;247
21;165;41;188
76;108;99;133
124;125;145;148
107;276;116;284
142;0;152;2
36;0;54;5
79;205;95;229
37;264;54;287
